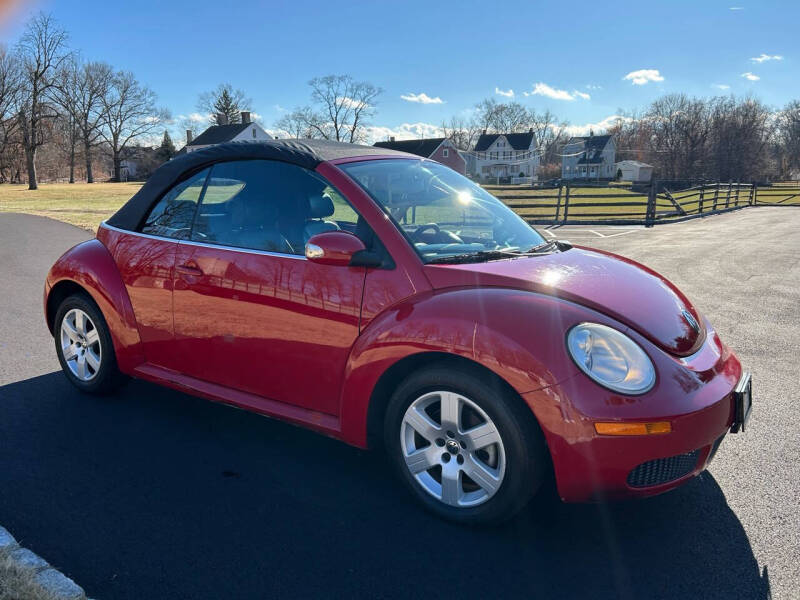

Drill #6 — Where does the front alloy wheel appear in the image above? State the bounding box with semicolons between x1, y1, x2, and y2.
401;391;506;507
386;366;546;524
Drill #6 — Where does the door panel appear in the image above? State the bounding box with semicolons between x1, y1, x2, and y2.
172;242;364;415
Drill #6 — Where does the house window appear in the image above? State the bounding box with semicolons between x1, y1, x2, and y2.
503;151;510;159
443;149;449;158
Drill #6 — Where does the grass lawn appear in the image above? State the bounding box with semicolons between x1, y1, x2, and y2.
0;182;142;231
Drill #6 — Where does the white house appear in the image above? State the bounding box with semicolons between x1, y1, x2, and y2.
615;160;654;183
185;111;272;153
471;130;539;180
561;134;616;180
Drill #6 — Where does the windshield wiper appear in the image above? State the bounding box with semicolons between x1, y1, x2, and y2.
526;239;572;253
427;249;529;264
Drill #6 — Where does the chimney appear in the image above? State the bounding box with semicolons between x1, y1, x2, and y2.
389;136;396;142
217;113;228;126
241;111;251;124
482;129;487;135
529;127;533;133
186;129;193;144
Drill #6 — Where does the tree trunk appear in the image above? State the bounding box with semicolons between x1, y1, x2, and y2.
85;139;94;183
25;146;37;190
113;150;121;182
69;143;75;184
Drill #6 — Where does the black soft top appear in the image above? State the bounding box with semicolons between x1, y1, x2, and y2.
106;139;412;230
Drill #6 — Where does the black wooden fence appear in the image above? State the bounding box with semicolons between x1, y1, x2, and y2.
485;181;800;227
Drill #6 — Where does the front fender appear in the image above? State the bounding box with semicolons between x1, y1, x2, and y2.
338;287;602;447
45;239;144;373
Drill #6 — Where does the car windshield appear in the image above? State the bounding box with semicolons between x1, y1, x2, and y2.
339;159;546;263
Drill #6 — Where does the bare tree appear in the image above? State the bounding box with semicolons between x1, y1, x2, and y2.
528;109;569;164
52;59;111;182
15;13;71;189
303;75;382;143
776;100;800;177
274;107;319;139
441;116;481;150
100;70;167;181
473;98;529;133
197;83;251;125
0;45;22;182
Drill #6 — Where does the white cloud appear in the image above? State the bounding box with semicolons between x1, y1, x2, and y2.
400;92;444;104
729;6;744;10
623;69;664;85
273;104;288;112
564;115;630;137
339;96;370;109
187;112;210;123
712;84;731;90
585;84;602;90
750;53;783;63
528;83;590;101
495;87;514;98
741;72;760;81
363;122;444;144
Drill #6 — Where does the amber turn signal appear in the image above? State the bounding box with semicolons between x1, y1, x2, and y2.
594;421;672;436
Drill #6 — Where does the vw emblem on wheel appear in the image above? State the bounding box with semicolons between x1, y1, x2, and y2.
682;310;700;334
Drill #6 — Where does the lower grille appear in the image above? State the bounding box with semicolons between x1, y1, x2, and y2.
627;449;701;488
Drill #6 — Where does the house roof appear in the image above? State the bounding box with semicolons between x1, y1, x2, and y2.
564;135;614;164
373;138;447;158
188;123;253;146
474;132;534;152
106;139;415;231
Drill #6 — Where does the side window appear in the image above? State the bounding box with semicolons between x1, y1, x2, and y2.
140;168;208;239
190;160;363;255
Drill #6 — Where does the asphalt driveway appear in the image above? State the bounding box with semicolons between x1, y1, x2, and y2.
0;209;797;599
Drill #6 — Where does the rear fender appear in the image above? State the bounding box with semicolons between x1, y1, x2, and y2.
338;287;591;447
45;239;144;373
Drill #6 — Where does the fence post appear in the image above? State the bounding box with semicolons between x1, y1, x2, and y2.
562;182;571;224
735;179;740;206
645;180;657;227
750;181;757;205
725;180;732;208
698;184;705;214
713;181;720;211
554;183;563;223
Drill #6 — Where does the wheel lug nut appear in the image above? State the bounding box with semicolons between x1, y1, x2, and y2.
456;455;464;465
435;438;445;447
446;430;455;438
441;453;451;463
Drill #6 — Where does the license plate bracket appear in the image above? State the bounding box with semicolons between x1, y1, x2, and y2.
730;372;752;433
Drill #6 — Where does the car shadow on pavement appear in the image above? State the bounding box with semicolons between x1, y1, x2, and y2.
0;373;771;600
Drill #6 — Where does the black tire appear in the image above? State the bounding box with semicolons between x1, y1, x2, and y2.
384;365;547;525
53;293;127;395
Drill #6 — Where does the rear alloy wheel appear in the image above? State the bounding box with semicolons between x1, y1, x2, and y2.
54;294;127;395
385;366;546;524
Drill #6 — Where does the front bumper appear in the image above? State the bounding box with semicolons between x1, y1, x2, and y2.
522;328;744;503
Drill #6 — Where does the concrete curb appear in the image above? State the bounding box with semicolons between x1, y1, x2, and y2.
0;525;87;600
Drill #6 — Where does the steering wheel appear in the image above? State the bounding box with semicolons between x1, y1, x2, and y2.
410;223;440;242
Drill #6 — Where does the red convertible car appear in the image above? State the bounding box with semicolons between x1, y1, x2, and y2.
44;140;752;523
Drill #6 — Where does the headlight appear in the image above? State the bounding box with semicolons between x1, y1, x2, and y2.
567;323;656;394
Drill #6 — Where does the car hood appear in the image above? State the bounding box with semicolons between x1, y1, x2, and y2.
423;247;705;357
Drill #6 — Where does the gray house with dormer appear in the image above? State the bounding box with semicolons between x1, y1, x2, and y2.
561;134;616;180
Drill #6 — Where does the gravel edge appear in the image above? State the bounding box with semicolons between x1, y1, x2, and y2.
0;525;87;600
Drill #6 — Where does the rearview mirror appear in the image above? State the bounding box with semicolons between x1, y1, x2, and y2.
305;231;368;267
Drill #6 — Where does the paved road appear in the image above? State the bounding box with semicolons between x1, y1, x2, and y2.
0;210;797;599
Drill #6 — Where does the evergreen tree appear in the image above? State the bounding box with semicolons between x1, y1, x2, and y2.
155;130;176;163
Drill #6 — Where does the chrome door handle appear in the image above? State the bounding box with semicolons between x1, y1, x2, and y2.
176;263;203;277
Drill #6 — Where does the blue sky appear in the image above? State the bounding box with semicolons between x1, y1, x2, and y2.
2;0;799;142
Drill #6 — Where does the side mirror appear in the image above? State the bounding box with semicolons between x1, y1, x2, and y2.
305;231;368;267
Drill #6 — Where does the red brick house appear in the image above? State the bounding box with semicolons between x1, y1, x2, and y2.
373;137;466;175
